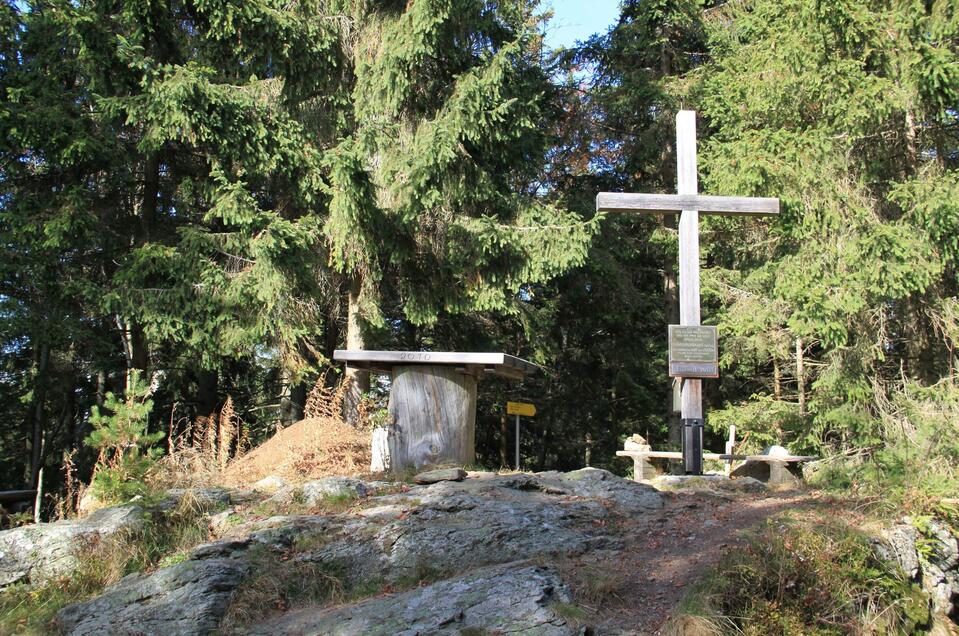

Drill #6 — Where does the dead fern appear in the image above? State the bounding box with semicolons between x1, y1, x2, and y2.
304;370;352;421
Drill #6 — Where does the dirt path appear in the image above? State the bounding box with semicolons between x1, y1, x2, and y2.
566;488;822;635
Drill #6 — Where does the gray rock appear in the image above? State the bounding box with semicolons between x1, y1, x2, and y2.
762;445;791;457
302;477;370;504
40;470;658;633
162;488;232;512
246;563;577;635
252;475;287;494
56;557;251;635
524;468;665;511
920;519;958;615
296;471;660;584
208;508;240;537
0;505;146;589
412;467;467;484
650;474;767;493
874;522;920;579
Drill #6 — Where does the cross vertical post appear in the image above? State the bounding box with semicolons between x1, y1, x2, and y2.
676;111;704;474
595;110;779;477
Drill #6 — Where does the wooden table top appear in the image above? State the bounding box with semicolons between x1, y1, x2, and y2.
333;350;538;379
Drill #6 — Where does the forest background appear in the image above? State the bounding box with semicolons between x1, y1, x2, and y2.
2;0;957;515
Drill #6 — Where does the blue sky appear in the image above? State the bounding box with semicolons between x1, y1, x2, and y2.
542;0;621;50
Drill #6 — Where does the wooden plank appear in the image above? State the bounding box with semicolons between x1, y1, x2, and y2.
595;192;780;216
333;350;538;378
387;365;477;470
616;451;818;462
677;111;704;421
0;489;37;504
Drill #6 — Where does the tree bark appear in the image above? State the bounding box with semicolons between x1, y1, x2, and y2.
773;358;782;400
386;366;476;471
342;276;370;424
664;215;682;455
796;338;806;418
27;342;50;488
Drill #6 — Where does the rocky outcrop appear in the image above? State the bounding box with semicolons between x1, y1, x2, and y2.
56;557;251;635
0;505;146;589
875;517;959;618
301;476;373;503
246;563;576;636
53;469;660;634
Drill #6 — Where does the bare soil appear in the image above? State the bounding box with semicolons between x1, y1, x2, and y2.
561;488;824;635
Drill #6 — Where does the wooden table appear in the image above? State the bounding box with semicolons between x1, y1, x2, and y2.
617;450;817;486
333;350;537;471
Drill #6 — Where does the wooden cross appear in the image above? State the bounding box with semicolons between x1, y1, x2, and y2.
596;110;779;474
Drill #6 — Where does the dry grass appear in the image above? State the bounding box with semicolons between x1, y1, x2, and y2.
219;417;371;487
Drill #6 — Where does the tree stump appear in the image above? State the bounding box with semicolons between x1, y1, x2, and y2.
386;365;477;471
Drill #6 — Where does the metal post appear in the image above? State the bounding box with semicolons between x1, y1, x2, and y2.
682;418;704;475
515;414;520;470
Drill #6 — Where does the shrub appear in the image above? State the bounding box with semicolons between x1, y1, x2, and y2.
85;372;163;504
668;515;931;635
809;381;959;525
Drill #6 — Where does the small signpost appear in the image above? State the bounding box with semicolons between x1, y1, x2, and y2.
507;401;536;470
597;110;780;475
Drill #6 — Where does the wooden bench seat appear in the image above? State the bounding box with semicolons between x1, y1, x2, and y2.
616;450;817;484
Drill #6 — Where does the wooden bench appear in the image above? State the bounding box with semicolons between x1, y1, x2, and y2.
616;450;817;487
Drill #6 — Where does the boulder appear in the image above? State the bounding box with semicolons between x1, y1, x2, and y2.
56;557;251;635
0;505;146;589
294;470;660;584
161;488;232;512
302;477;370;504
651;474;767;493
920;519;958;616
252;475;287;494
246;563;577;636
412;467;467;484
624;434;652;452
874;521;921;579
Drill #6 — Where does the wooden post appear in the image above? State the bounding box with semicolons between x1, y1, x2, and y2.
677;111;702;420
596;111;780;477
33;468;43;524
677;111;704;473
514;414;520;470
724;424;736;477
386;365;477;471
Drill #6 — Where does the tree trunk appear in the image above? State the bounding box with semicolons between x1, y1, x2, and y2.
386;366;476;471
773;358;782;400
342;276;370;424
796;338;806;418
664;216;682;455
27;343;50;488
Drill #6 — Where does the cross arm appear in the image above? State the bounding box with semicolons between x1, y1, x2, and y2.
596;192;779;216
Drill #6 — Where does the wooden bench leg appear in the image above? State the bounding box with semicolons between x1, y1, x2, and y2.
768;460;799;488
633;456;656;481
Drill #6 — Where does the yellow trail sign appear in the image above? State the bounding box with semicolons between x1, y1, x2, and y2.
507;401;536;417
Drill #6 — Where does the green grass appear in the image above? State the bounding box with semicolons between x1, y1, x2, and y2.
668;513;931;635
